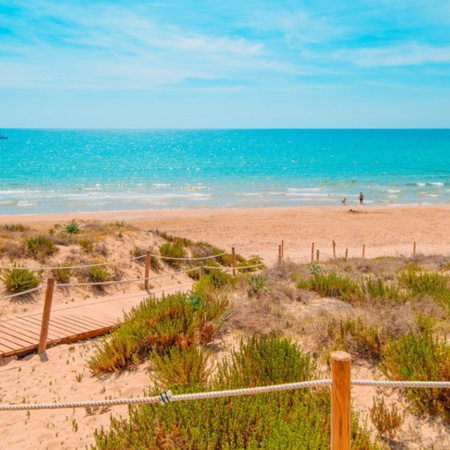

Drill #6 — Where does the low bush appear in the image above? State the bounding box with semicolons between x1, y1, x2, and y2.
381;330;450;422
65;219;81;235
89;292;228;374
1;266;40;292
79;239;94;253
369;396;404;440
159;242;186;268
51;265;72;284
89;266;110;283
2;223;29;232
26;235;59;260
92;335;379;449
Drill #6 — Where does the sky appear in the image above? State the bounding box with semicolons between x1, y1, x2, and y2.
1;0;450;128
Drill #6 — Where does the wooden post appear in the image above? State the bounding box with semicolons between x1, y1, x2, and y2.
331;351;351;450
362;244;365;259
311;243;315;263
232;247;236;277
316;249;320;262
413;242;416;255
281;240;284;258
344;249;348;261
199;262;204;279
278;245;282;264
38;278;56;355
333;240;336;258
144;250;151;290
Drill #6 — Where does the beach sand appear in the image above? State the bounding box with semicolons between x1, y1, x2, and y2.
1;205;450;449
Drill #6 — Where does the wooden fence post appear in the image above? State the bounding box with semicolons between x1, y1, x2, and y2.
362;244;365;259
344;249;348;261
333;240;336;258
331;351;351;450
38;278;56;355
311;243;315;263
413;242;416;255
278;245;283;264
199;262;204;279
281;240;284;258
144;250;151;290
232;247;236;276
316;249;320;262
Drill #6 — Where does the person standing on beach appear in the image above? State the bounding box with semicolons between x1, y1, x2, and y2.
359;192;364;205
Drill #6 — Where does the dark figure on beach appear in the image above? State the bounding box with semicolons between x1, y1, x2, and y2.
359;192;364;205
342;198;346;205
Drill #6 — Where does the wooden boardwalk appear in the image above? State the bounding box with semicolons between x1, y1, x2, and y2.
0;295;146;359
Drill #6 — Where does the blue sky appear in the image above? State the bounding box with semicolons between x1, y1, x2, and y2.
1;1;450;128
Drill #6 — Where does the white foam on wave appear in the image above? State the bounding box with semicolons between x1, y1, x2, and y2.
286;192;329;197
428;182;444;186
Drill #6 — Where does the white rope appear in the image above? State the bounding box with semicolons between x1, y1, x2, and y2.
56;267;200;288
0;380;331;411
0;252;228;271
0;285;46;301
352;380;450;388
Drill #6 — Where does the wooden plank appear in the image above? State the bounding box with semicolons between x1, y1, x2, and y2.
0;326;36;345
17;316;71;338
0;322;40;342
50;315;100;333
0;329;35;347
12;317;65;340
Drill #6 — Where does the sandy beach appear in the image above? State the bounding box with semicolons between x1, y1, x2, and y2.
1;204;450;449
2;204;450;259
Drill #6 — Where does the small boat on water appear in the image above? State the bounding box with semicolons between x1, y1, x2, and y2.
0;130;8;139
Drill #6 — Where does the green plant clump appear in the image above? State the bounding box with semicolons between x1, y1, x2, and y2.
89;266;110;283
26;235;59;260
382;330;450;422
159;242;187;268
88;292;228;374
92;335;379;449
1;267;41;292
65;219;81;235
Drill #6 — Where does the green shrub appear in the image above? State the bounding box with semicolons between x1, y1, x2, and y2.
2;223;28;232
159;242;186;268
381;331;450;422
369;396;404;440
65;219;81;235
1;267;40;292
89;266;110;283
246;273;269;295
150;345;212;389
89;292;228;374
360;276;406;302
51;265;72;284
92;335;379;450
297;271;360;302
26;235;59;260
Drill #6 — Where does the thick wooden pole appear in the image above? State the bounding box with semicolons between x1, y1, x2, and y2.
333;240;336;258
278;245;282;264
232;247;236;277
316;249;320;262
199;262;204;279
413;242;416;255
331;352;351;450
344;249;348;261
38;278;56;355
144;250;151;290
281;240;284;258
311;243;315;263
362;244;365;259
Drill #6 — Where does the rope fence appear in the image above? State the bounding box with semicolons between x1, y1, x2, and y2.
0;352;448;450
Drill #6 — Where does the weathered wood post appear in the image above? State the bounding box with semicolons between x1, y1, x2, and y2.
281;240;284;258
333;240;336;258
199;262;204;279
413;242;416;255
278;245;282;264
144;250;151;290
38;278;56;355
331;351;351;450
311;243;315;263
316;249;320;262
344;249;348;261
362;244;365;259
232;247;236;276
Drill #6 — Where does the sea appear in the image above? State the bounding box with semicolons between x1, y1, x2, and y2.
0;129;449;215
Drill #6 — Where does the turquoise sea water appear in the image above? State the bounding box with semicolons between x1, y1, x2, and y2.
0;129;449;215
